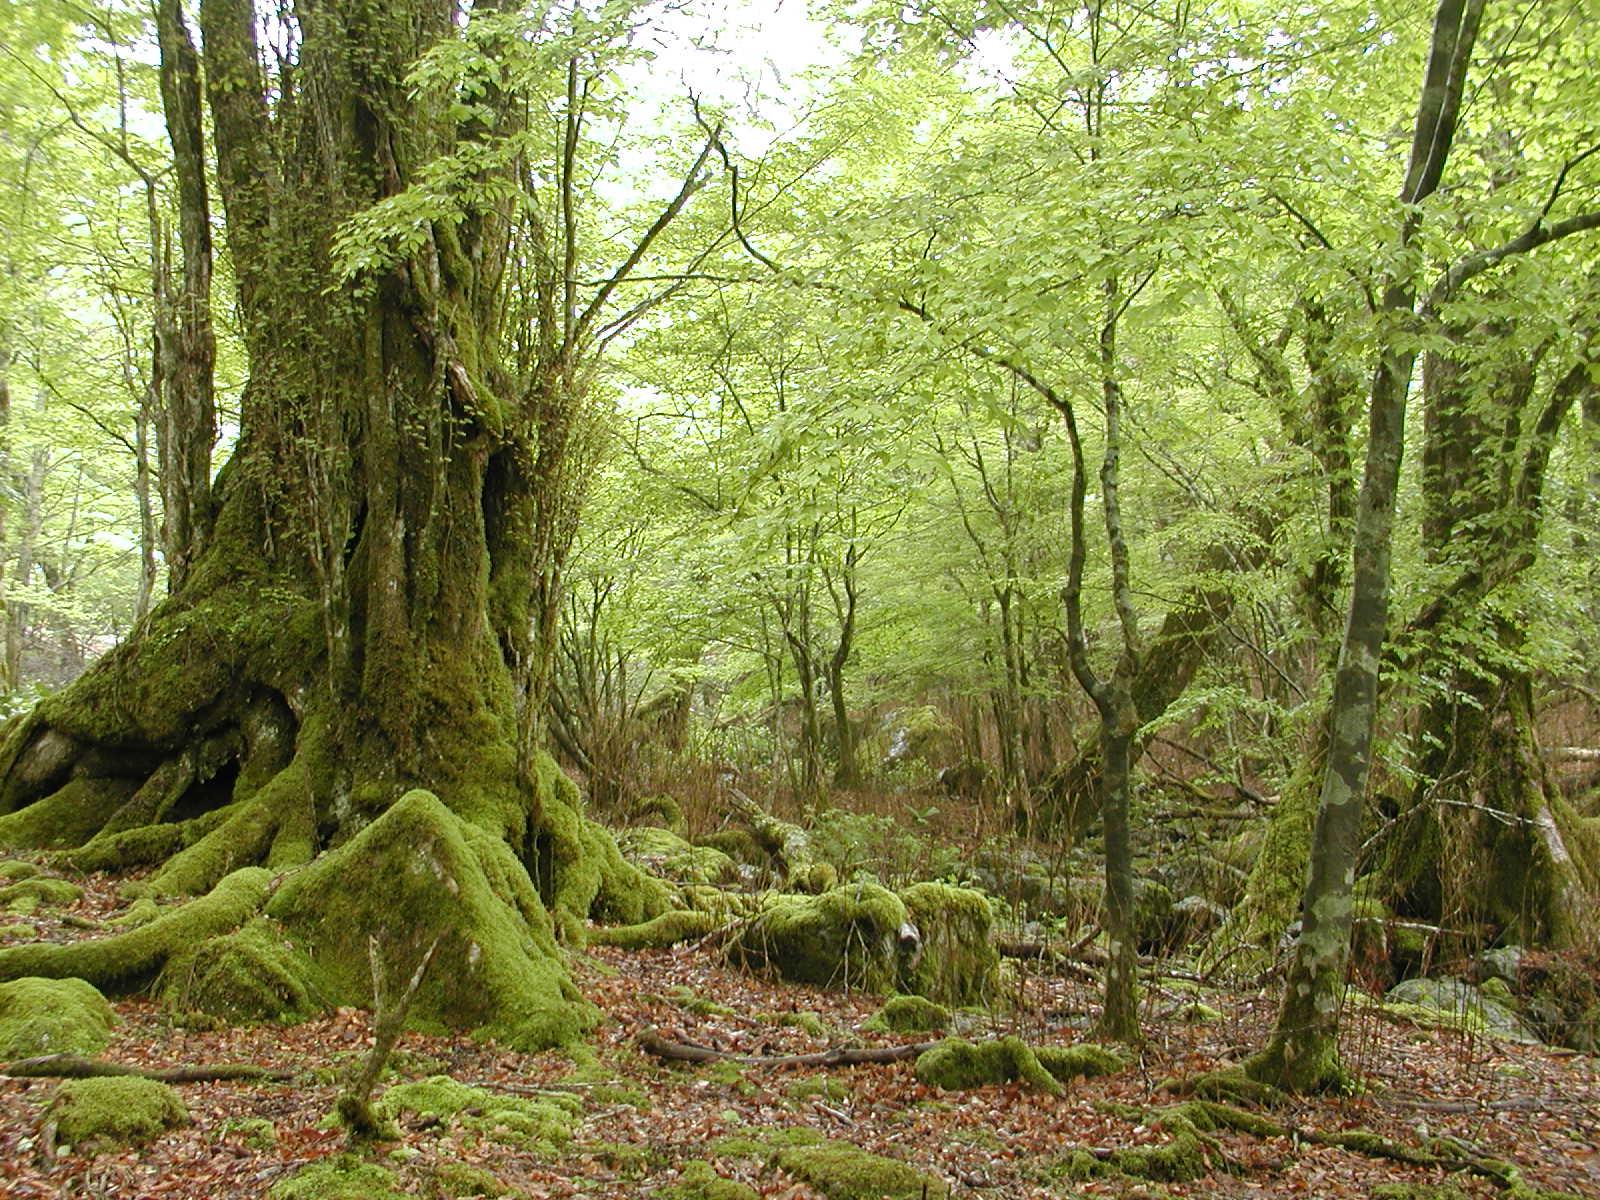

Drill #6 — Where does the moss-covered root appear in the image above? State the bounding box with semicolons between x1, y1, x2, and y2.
775;1141;943;1200
588;910;718;950
864;994;950;1034
917;1036;1076;1096
267;789;590;1049
158;917;328;1022
269;1154;410;1200
658;1161;760;1200
1034;1043;1127;1085
0;867;271;990
0;976;116;1059
47;1077;188;1150
1161;1064;1287;1107
0;876;83;914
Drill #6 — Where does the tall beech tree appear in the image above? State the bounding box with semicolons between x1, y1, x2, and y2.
0;0;713;1042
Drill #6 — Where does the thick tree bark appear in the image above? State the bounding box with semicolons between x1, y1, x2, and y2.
0;0;679;1046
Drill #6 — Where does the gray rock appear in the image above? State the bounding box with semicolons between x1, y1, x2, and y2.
1385;976;1539;1042
1478;946;1522;984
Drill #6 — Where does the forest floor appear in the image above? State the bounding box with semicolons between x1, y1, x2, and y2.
2;868;1598;1199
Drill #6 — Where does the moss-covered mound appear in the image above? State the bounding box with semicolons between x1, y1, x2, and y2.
617;827;738;886
47;1076;188;1149
775;1141;940;1200
376;1074;581;1150
0;867;272;990
915;1036;1124;1095
159;917;327;1022
267;790;590;1049
0;876;83;914
658;1161;759;1200
864;994;950;1034
899;883;998;1006
269;1154;409;1200
0;976;116;1059
727;884;912;993
0;860;41;881
588;909;718;949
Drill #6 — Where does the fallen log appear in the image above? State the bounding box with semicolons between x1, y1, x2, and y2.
3;1053;294;1082
636;1027;936;1068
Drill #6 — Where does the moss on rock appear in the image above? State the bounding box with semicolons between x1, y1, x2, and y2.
267;789;590;1049
0;976;116;1059
1034;1043;1126;1083
269;1154;409;1200
159;917;328;1022
377;1074;580;1150
617;827;738;886
864;994;949;1034
0;876;83;914
728;884;910;993
588;909;718;949
0;866;271;991
696;829;764;866
47;1076;188;1149
775;1141;940;1200
658;1161;760;1200
899;883;998;1007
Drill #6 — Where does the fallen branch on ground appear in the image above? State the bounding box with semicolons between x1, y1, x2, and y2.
3;1053;293;1082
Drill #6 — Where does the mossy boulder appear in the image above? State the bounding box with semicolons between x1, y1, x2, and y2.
727;884;912;993
864;994;949;1034
376;1074;580;1150
47;1076;188;1149
0;976;116;1059
658;1161;759;1200
0;866;272;991
269;1155;409;1200
267;789;590;1049
728;882;998;1002
1132;878;1175;950
696;828;764;866
159;917;327;1022
0;876;83;914
616;826;738;886
775;1142;940;1200
1385;977;1538;1042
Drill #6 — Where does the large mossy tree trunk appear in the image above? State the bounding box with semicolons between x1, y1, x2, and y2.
1377;315;1600;947
0;0;670;1046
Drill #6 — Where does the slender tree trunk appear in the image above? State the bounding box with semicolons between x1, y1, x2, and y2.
1249;0;1485;1093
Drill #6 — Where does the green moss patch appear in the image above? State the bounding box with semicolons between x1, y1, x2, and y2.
47;1076;188;1149
267;789;589;1049
377;1074;581;1150
0;976;116;1059
0;866;271;991
0;777;140;851
1035;1043;1126;1083
617;827;737;886
658;1161;759;1200
0;860;41;881
588;909;718;949
899;883;998;1006
0;876;83;914
159;917;328;1022
269;1154;409;1200
775;1141;941;1200
864;994;949;1034
429;1162;506;1198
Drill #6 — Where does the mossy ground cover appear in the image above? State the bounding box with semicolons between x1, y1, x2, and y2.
0;865;1596;1200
